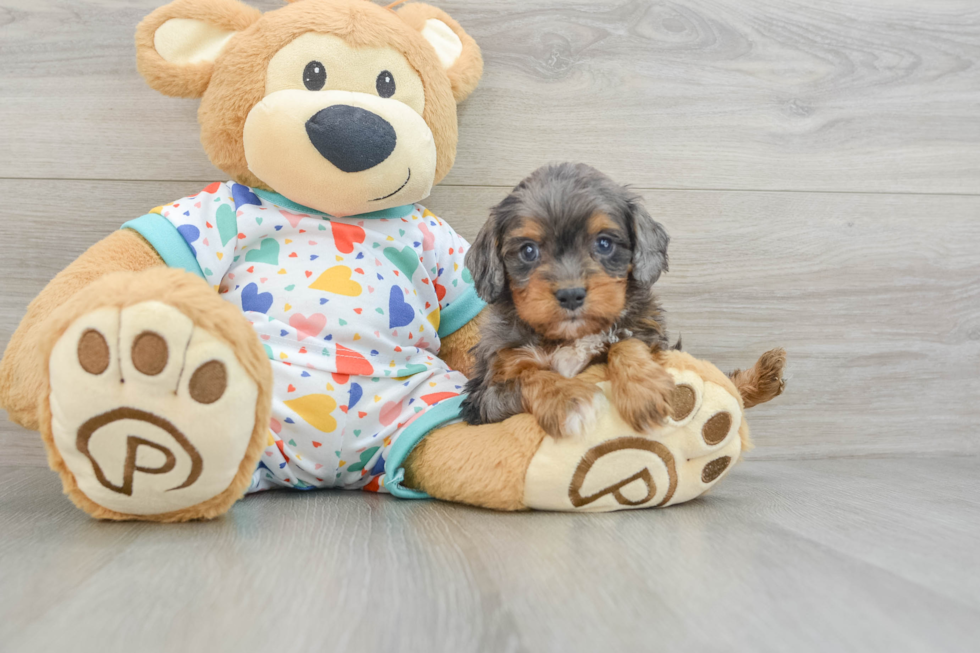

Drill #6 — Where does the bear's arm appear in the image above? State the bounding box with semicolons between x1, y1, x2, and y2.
438;306;487;378
0;230;164;430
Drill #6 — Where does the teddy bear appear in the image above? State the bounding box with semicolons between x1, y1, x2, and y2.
0;0;784;521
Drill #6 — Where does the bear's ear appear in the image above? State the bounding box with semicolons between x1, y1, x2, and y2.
136;0;262;98
395;3;483;103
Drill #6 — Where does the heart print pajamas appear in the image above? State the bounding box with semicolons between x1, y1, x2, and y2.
123;182;485;496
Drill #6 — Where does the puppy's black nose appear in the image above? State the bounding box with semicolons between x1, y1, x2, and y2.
555;287;587;311
305;105;397;173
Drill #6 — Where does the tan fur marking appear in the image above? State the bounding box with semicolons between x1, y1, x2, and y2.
607;339;674;432
506;215;628;342
491;347;549;383
519;370;598;438
582;270;626;327
489;348;596;439
512;267;626;342
512;272;561;335
506;218;545;244
586;212;621;236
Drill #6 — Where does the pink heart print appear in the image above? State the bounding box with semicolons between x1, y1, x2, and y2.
280;210;307;229
289;312;326;341
380;400;403;426
418;221;436;251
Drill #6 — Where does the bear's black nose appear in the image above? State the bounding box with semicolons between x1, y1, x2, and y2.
555;287;587;311
305;105;397;173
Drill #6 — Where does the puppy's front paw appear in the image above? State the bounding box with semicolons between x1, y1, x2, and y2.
528;377;601;439
560;389;606;439
613;367;675;433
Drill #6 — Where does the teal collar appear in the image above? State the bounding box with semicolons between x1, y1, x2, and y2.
252;188;416;220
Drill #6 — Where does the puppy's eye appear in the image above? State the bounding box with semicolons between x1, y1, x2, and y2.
594;236;615;255
519;243;540;263
376;70;396;98
304;61;326;91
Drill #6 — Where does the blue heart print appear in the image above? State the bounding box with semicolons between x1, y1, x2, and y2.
369;454;386;476
241;282;273;314
348;382;363;409
232;183;261;209
388;286;415;328
176;224;200;256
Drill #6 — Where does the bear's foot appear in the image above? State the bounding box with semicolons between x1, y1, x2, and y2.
523;356;745;512
38;270;271;521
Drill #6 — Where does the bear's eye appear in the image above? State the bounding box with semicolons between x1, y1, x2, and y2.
376;70;396;98
304;61;326;91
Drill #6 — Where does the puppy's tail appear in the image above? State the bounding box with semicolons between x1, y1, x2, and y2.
729;348;786;409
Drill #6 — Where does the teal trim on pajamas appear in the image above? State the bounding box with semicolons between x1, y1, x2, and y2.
383;394;467;499
251;188;415;220
437;285;485;338
122;214;205;280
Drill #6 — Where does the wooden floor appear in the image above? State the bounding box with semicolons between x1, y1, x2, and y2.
1;0;979;650
2;457;979;652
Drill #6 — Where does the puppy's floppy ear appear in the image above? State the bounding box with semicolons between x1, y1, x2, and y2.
136;0;261;99
465;210;506;304
629;198;670;287
396;3;484;103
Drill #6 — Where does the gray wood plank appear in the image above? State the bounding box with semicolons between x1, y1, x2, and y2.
1;0;979;193
1;457;978;653
2;179;978;465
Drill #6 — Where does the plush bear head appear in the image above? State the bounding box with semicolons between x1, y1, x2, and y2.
136;0;482;216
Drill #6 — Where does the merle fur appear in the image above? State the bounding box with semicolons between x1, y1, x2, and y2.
460;162;671;425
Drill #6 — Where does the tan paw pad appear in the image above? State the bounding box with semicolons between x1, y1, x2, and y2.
701;411;733;445
701;456;731;484
669;384;697;421
665;368;704;428
77;329;110;375
47;301;259;516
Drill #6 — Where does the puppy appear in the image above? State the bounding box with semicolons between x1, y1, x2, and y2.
460;163;675;438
